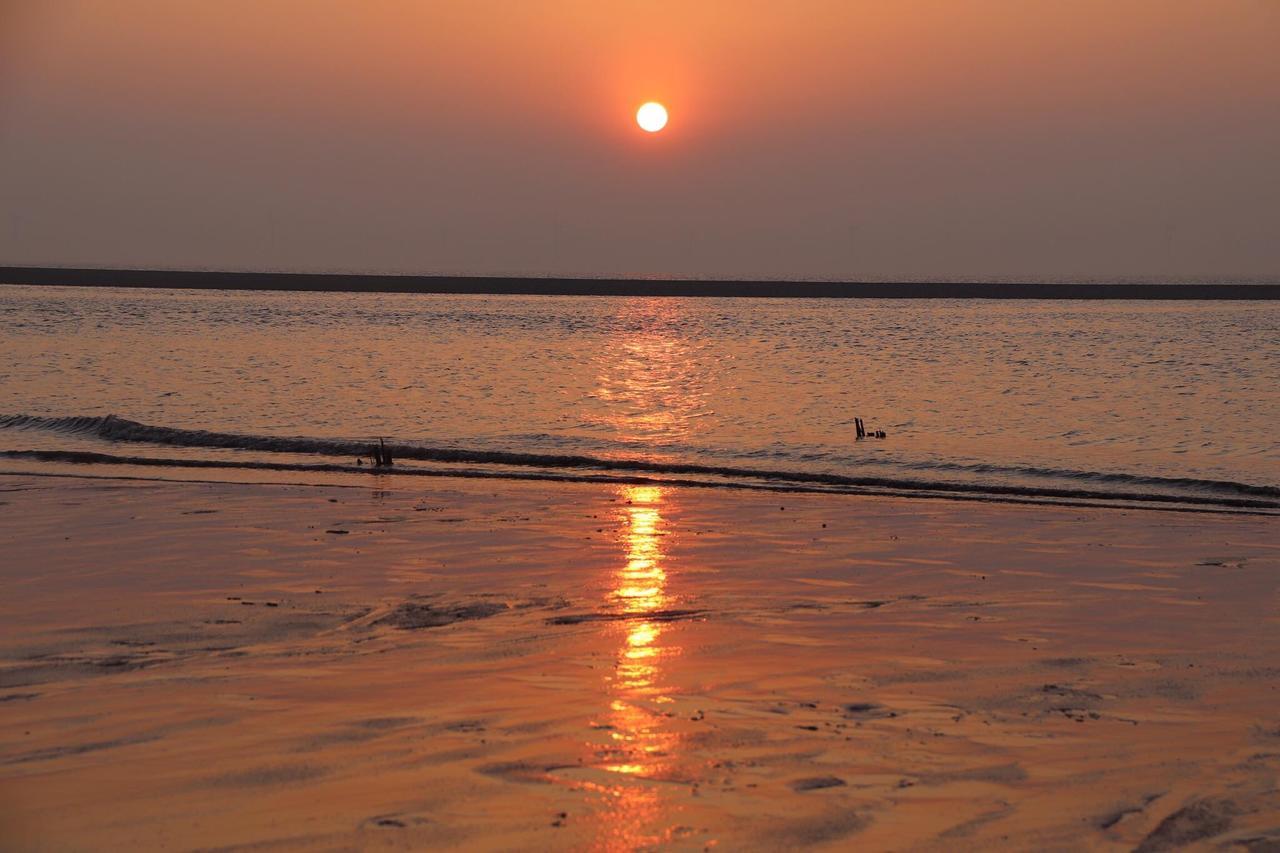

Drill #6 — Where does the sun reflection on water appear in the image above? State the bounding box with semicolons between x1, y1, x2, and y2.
590;299;714;448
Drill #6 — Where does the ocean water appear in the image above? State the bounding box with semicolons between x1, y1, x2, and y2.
1;285;1277;512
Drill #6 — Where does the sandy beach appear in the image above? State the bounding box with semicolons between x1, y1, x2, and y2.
1;472;1277;850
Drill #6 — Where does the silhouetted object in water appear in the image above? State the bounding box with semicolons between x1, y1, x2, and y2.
855;417;887;440
369;438;393;468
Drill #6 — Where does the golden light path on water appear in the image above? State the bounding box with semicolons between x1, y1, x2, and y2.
590;298;714;448
582;300;707;848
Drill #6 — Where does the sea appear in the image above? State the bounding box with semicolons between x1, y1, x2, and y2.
2;284;1277;513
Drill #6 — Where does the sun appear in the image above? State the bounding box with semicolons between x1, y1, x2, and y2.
636;102;668;133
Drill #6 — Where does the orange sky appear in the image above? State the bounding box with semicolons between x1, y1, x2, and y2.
1;1;1277;280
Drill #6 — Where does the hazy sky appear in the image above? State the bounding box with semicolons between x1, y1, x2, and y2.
2;1;1278;281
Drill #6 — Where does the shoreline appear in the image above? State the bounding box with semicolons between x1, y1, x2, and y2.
5;267;1280;299
3;462;1276;517
2;472;1277;849
4;416;1276;516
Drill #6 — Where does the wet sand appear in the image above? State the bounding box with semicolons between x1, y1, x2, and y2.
1;473;1277;851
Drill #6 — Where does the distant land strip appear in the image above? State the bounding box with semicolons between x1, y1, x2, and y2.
2;267;1278;299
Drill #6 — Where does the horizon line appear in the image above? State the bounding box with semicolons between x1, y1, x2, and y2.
2;266;1278;300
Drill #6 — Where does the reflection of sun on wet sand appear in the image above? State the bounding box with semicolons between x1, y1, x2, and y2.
587;485;687;849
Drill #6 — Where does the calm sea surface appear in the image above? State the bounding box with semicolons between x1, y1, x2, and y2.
2;285;1277;510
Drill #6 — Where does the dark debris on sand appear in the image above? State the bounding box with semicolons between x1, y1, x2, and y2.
1134;798;1239;852
841;702;898;720
790;776;847;792
373;601;508;630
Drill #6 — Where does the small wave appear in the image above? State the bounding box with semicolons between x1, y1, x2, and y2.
1;449;1276;515
2;413;1278;509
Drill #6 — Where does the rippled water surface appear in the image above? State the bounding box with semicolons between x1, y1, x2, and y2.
1;285;1276;507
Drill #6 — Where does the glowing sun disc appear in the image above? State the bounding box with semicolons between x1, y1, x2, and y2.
636;102;668;133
